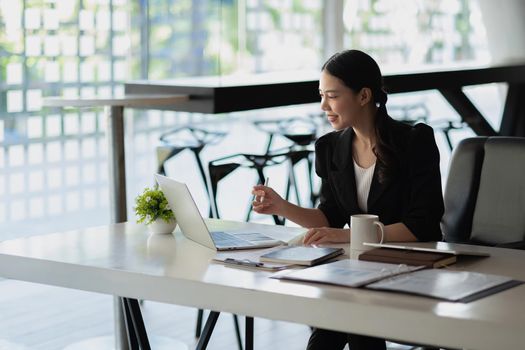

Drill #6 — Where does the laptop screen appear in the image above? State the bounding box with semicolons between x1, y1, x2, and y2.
154;174;217;250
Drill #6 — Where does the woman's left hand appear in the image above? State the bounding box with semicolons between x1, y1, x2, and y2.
303;227;350;245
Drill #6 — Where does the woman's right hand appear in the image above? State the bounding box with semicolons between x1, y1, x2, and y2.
251;185;287;216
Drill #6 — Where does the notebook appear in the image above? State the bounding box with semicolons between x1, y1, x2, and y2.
366;268;521;302
259;246;344;266
363;242;491;257
155;174;283;251
358;248;457;268
273;259;521;302
274;259;424;288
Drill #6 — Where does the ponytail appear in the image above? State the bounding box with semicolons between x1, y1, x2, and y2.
373;89;398;184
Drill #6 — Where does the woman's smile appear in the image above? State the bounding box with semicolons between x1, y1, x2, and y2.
326;114;339;123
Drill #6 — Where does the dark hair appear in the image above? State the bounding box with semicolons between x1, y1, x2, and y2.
322;49;397;184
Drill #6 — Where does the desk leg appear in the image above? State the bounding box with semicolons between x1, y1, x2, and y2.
196;311;220;350
121;298;139;350
106;105;129;350
245;317;253;350
122;298;151;350
233;315;243;350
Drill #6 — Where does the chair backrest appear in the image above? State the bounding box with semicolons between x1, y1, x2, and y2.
442;136;525;246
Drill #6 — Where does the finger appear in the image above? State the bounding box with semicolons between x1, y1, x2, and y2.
309;235;329;246
303;228;316;244
253;197;271;206
256;190;267;202
252;201;269;212
304;230;324;245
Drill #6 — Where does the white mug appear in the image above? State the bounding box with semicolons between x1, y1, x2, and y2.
350;214;385;259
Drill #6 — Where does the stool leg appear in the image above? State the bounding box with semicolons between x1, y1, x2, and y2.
442;127;454;151
245;193;254;222
306;154;317;207
284;163;293;204
289;161;301;206
192;149;214;218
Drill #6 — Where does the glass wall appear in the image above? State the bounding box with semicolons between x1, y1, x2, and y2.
0;0;491;238
0;0;132;237
343;0;489;66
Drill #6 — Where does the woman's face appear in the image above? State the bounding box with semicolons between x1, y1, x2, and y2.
319;70;364;130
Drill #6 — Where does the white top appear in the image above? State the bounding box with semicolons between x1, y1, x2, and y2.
353;160;376;212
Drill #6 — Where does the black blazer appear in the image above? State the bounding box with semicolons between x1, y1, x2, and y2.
315;120;444;242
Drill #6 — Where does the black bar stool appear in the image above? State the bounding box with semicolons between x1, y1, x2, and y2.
428;118;468;151
156;126;227;218
389;102;429;126
155;126;244;350
208;151;291;225
252;117;319;210
390;102;468;151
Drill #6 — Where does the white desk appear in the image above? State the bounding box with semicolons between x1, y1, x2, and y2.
0;219;524;350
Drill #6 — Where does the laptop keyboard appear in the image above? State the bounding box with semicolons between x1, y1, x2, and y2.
211;231;253;247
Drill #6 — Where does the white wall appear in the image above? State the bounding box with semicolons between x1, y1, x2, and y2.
478;0;525;63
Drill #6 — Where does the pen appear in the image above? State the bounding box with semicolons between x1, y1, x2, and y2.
224;258;264;268
261;177;269;202
253;177;270;202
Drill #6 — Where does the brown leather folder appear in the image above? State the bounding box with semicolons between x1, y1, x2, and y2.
358;248;457;268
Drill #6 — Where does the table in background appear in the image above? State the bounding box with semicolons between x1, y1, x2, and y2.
126;62;525;136
0;219;524;350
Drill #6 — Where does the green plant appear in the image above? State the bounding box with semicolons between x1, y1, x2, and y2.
134;186;175;225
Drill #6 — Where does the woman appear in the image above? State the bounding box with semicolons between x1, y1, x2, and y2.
252;50;444;349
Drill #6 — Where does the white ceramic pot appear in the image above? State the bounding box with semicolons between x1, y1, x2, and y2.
148;218;177;234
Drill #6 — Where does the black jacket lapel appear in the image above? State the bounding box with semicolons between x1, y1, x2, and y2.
329;128;361;214
367;165;388;213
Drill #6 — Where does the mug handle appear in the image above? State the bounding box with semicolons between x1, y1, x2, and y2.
373;221;385;244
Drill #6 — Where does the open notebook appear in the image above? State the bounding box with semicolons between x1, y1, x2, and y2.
273;259;521;302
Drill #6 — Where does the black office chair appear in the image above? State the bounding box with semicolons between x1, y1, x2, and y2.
441;136;525;248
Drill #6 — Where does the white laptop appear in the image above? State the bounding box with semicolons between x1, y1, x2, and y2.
155;174;283;251
363;242;490;257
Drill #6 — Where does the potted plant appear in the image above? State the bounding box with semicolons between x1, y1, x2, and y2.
134;186;176;234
